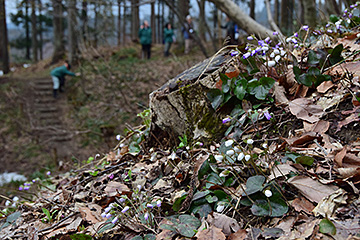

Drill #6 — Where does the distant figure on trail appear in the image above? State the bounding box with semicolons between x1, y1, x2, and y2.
222;16;237;45
138;20;152;59
163;23;174;57
50;61;79;98
182;15;194;54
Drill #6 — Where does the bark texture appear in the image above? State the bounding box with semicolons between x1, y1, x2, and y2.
0;0;9;74
51;0;65;63
149;52;234;144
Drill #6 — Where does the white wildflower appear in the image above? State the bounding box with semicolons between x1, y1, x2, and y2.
238;152;245;161
214;155;224;162
226;150;235;156
225;139;234;147
245;155;251;161
264;189;273;198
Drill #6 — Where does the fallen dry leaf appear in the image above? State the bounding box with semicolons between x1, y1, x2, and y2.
228;229;247;240
284;132;321;147
336;113;359;133
291;196;315;214
273;82;289;104
303;120;330;134
288;176;339;203
313;189;347;217
335;147;360;168
317;80;334;93
207;212;241;236
195;225;226;240
289;98;324;123
269;164;298;180
104;181;130;197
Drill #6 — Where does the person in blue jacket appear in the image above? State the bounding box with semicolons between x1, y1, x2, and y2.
163;23;174;57
50;61;79;98
138;20;152;59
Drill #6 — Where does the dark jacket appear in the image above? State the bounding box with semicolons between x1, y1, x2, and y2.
138;27;152;45
164;28;174;43
182;22;194;39
50;65;75;78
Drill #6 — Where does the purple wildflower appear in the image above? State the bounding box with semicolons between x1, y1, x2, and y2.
106;213;112;218
111;216;119;224
222;117;231;124
121;206;130;213
46;171;51;176
247;36;254;41
273;31;278;35
302;25;309;31
104;206;112;213
231;51;239;57
18;186;23;191
108;174;114;180
326;23;330;28
265;37;271;43
147;204;154;209
144;212;149;221
258;40;265;46
101;212;107;218
156;200;162;207
264;111;272;120
119;198;125;203
24;186;30;190
243;52;251;59
32;179;36;183
294;32;299;37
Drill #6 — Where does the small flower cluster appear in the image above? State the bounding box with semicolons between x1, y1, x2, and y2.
1;196;20;216
18;171;51;191
241;32;289;70
100;184;162;227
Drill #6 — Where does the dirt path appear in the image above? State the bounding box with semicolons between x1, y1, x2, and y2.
27;77;75;168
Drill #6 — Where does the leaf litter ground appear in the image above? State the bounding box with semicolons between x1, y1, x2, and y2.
1;35;360;240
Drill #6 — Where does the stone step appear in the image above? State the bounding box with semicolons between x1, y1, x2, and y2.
52;135;73;142
37;107;58;113
35;91;53;96
34;85;53;90
39;113;57;120
34;79;52;85
35;98;56;104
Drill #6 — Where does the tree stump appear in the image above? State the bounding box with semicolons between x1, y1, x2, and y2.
149;51;234;146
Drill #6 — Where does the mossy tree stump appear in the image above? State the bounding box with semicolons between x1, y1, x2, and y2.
149;52;234;146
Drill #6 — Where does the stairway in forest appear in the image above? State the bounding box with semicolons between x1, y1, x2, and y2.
29;77;75;163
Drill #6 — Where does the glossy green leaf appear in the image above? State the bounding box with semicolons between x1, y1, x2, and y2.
173;194;188;212
296;156;314;166
251;197;288;217
207;89;224;110
191;203;212;218
308;50;320;65
244;175;266;195
319;218;336;235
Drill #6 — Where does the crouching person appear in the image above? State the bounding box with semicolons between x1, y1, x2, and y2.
50;61;80;98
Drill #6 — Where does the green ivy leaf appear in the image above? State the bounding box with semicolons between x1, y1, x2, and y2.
251;198;288;217
244;175;266;195
191;203;212;218
329;44;344;65
177;215;201;237
234;85;246;100
319;218;337;235
296;156;314;166
205;195;218;203
308;50;320;65
173;194;188;212
198;160;210;180
207;89;224;110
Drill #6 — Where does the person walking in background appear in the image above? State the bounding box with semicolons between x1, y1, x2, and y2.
50;61;79;98
182;15;194;54
163;23;174;57
138;20;152;59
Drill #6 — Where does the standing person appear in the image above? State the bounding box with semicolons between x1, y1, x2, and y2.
138;20;152;59
182;15;194;54
163;23;174;57
50;61;79;98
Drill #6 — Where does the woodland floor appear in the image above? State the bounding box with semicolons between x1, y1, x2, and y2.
1;39;360;239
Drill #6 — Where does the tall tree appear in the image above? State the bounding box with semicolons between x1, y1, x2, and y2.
38;0;43;60
67;0;77;64
117;0;121;46
31;0;38;62
197;0;206;41
249;0;255;19
0;0;10;74
25;0;31;60
51;0;65;63
122;0;127;45
131;0;139;41
151;1;155;43
81;0;88;43
280;0;290;34
302;0;317;28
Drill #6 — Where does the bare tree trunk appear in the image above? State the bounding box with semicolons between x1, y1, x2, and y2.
302;0;317;27
0;0;9;74
94;2;98;47
208;0;275;39
249;0;255;20
280;0;290;34
81;0;88;43
68;0;77;64
38;0;43;60
51;0;65;63
117;0;121;46
265;0;283;37
151;1;156;43
197;0;206;41
131;0;139;41
31;0;38;62
25;0;31;60
122;0;126;45
274;0;279;25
